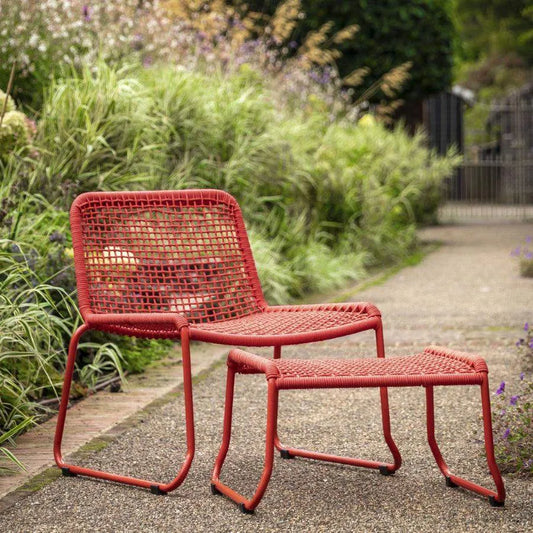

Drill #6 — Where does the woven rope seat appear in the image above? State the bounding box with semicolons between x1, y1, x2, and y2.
230;346;488;389
190;304;374;345
87;303;375;344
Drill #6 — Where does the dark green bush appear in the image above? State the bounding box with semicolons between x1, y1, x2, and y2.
244;0;456;101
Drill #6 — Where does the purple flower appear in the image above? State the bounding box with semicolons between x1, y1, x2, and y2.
503;428;510;439
82;5;91;22
526;236;532;243
527;252;533;259
525;322;529;331
500;409;506;416
520;372;525;381
529;340;533;349
495;381;505;395
511;247;521;256
510;395;519;406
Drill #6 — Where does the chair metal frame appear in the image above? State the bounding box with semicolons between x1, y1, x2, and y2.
55;189;399;494
211;346;506;513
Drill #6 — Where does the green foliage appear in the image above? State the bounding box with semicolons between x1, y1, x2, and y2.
0;418;34;473
84;333;173;375
33;63;168;207
453;0;533;65
245;0;456;101
492;374;533;475
0;239;76;426
7;61;458;295
490;324;532;476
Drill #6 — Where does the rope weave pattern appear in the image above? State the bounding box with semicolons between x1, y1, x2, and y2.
71;190;265;325
229;346;488;388
197;306;369;336
273;352;479;379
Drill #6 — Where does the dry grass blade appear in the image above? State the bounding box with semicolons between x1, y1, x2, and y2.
344;67;370;87
332;24;359;44
380;61;412;97
269;0;302;43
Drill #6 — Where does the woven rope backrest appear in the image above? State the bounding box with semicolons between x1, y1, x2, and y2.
70;190;266;323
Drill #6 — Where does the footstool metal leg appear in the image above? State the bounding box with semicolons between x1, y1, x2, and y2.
211;374;279;513
274;325;402;474
211;362;237;485
479;377;505;506
425;384;505;506
426;386;454;480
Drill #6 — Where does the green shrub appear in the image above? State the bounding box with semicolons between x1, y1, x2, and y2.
490;323;533;475
32;63;168;206
492;374;533;475
0;241;76;423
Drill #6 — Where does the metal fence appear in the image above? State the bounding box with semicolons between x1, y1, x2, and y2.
437;97;533;223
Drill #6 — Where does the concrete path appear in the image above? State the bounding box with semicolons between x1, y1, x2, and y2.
1;223;532;532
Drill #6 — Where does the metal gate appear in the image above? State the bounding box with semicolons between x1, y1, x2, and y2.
428;87;533;222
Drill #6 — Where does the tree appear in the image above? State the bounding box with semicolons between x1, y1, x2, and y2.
242;1;456;102
453;0;533;65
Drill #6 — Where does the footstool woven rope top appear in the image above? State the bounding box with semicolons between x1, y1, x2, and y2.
228;346;488;389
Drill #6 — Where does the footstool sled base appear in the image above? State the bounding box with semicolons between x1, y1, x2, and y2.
211;345;506;513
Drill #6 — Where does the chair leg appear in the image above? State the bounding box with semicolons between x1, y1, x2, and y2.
211;375;279;513
211;363;237;484
375;323;402;473
272;345;290;456
425;384;505;506
54;325;195;494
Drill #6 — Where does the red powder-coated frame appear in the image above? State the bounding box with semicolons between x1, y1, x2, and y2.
55;189;397;494
211;346;505;513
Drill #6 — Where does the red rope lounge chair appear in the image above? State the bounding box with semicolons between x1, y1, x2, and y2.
55;189;399;494
211;346;506;513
